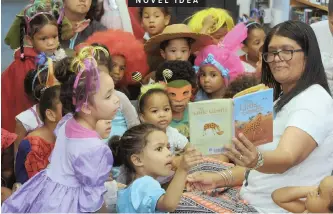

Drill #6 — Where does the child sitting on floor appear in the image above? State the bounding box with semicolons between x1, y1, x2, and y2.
15;85;62;184
138;83;190;184
155;60;197;138
272;176;333;213
109;123;202;213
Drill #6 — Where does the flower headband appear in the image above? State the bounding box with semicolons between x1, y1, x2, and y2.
71;46;109;112
193;53;230;80
23;0;64;34
32;53;58;100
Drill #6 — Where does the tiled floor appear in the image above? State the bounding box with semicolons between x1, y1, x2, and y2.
1;0;27;71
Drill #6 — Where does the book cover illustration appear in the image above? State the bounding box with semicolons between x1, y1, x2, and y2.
233;88;274;146
188;99;233;155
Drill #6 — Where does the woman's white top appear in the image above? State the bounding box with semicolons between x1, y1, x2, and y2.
240;84;333;213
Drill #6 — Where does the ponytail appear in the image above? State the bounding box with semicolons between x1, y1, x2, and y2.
107;124;162;184
19;18;26;61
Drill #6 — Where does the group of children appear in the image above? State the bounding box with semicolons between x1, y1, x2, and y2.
1;0;332;213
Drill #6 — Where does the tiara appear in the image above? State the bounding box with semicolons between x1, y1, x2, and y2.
23;0;64;34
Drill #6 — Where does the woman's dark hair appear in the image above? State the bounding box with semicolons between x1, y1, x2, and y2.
19;13;58;61
224;74;259;98
155;60;197;88
139;7;172;19
160;37;195;51
261;20;331;113
54;57;77;115
86;0;104;21
138;88;169;113
39;85;61;122
109;124;162;185
243;21;264;45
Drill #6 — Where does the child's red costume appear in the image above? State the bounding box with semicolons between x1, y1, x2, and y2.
1;47;38;132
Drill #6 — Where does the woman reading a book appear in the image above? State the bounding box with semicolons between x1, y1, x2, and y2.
176;21;333;213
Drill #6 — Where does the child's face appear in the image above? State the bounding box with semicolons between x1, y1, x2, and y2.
111;55;126;84
140;93;172;131
199;65;225;95
243;29;266;62
96;120;112;139
64;0;91;15
211;26;228;43
28;24;59;55
141;7;170;37
306;176;333;213
138;130;173;178
160;38;191;61
90;72;120;121
167;84;192;113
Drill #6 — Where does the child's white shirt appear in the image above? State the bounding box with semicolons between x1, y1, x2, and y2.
15;104;43;132
166;126;188;153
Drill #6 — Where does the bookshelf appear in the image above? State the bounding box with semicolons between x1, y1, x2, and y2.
290;0;328;12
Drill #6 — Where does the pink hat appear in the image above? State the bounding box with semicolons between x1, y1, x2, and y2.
194;23;248;86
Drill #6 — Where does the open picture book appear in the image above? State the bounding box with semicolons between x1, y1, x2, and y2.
189;84;274;155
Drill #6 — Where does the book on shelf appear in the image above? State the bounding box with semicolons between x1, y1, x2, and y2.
188;85;274;155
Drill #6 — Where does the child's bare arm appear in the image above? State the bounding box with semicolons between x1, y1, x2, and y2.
272;186;317;213
157;147;202;212
14;121;27;155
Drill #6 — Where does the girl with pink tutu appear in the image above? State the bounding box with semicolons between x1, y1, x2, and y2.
2;46;120;213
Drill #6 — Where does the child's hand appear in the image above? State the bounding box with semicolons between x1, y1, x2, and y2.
202;15;215;29
179;147;202;172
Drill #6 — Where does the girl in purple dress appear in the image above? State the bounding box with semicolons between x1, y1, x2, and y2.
2;46;120;213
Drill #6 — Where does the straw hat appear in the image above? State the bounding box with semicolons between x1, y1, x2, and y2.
144;24;214;56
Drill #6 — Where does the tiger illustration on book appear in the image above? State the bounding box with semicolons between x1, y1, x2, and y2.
203;123;224;136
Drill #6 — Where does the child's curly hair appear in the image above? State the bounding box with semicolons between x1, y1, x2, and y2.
155;60;197;88
223;74;259;98
85;29;149;85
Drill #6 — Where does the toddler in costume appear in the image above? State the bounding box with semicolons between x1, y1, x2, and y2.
15;59;62;184
137;83;189;184
110;124;202;213
2;0;64;133
14;54;66;154
187;8;234;43
143;24;213;83
155;61;197;138
194;23;248;101
85;29;149;99
2;46;119;213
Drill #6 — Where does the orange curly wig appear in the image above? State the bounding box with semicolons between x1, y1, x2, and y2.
85;29;149;85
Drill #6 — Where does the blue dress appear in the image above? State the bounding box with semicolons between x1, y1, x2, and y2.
117;176;166;213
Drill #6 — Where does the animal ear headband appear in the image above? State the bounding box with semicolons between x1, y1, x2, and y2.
23;0;64;34
70;45;109;112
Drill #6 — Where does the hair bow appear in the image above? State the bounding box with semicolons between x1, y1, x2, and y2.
194;54;230;80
